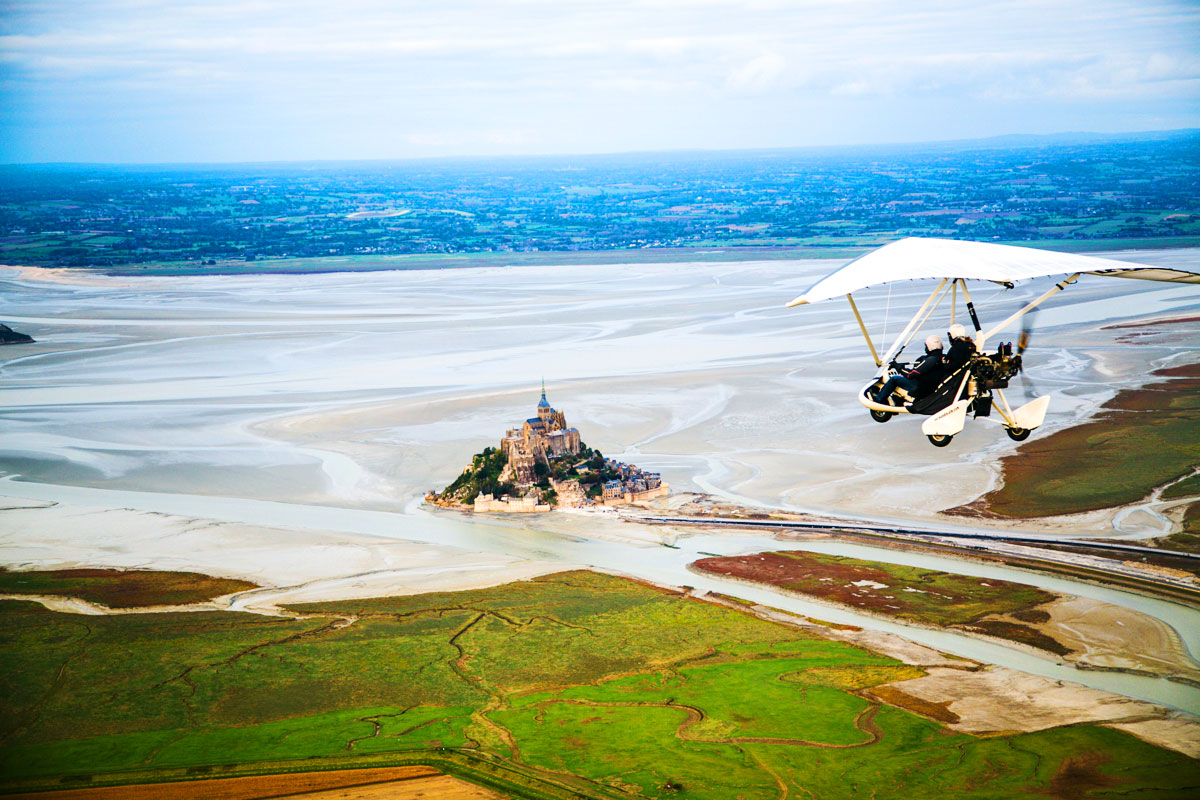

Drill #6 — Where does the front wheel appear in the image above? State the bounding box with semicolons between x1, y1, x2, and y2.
870;408;894;423
1006;427;1031;441
927;434;953;448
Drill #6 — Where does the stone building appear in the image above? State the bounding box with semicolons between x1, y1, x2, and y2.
499;385;581;486
600;466;668;506
474;493;551;513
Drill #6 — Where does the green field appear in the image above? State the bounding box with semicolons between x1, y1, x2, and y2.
1162;473;1200;502
962;362;1200;519
1161;529;1200;553
1;570;1197;798
693;551;1068;655
1162;472;1200;542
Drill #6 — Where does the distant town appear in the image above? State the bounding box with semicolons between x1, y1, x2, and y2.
430;386;667;512
2;130;1197;273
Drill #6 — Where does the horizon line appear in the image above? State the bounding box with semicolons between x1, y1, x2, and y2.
3;127;1197;170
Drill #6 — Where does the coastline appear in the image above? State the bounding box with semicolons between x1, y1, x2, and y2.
0;263;134;286
6;235;1199;281
3;242;1200;758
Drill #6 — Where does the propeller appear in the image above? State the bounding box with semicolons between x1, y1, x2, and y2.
1016;310;1039;398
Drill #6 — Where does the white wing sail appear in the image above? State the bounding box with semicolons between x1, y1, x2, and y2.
787;237;1200;307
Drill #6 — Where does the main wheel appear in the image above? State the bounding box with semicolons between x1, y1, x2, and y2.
927;434;953;448
1006;427;1031;441
870;408;894;423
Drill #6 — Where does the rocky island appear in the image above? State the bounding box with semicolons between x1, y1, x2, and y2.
0;323;34;344
430;385;668;512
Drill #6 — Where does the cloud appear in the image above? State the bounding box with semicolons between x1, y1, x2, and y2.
1;0;1197;161
405;128;537;148
627;37;699;60
726;52;786;92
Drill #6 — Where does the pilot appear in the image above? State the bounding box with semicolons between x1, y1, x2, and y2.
874;335;945;404
944;323;977;371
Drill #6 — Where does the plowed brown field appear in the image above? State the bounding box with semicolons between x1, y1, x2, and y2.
3;765;502;800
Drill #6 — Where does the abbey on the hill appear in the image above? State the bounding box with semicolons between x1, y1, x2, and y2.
500;384;582;484
431;385;667;512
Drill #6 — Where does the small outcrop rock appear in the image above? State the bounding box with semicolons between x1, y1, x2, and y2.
0;323;34;344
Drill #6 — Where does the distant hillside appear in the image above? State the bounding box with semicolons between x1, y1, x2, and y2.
3;129;1196;273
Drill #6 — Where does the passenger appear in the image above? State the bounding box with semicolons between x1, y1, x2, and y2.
873;335;945;404
944;323;977;371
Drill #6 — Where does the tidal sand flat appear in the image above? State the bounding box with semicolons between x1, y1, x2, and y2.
0;498;565;607
3;250;1199;529
2;256;1200;689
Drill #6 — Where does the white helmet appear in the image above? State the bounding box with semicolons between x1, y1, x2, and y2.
925;334;943;352
948;323;968;340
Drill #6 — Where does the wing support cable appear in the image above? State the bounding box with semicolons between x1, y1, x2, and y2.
883;282;892;350
878;278;951;374
846;293;881;367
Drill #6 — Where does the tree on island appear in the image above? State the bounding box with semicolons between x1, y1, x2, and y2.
437;447;510;504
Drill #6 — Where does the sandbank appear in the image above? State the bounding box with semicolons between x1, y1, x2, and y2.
0;496;565;604
1;264;129;287
1032;594;1200;681
879;665;1200;758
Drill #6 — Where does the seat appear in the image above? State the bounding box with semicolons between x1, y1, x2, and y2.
908;366;970;416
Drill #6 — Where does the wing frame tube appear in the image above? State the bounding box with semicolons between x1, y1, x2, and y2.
846;293;882;367
958;278;982;335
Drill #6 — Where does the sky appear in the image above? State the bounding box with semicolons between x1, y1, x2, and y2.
1;0;1198;163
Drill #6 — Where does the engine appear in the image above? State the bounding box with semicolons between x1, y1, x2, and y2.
970;342;1022;389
